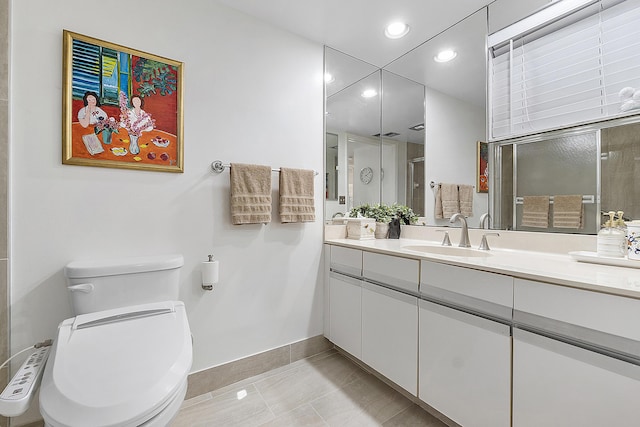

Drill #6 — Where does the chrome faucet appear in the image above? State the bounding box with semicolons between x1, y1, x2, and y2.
479;213;491;229
449;213;471;248
332;212;344;219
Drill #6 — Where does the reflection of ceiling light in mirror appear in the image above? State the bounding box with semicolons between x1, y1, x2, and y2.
434;49;457;63
409;123;425;131
361;89;378;98
324;73;335;83
385;22;410;39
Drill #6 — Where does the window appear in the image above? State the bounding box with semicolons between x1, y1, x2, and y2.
489;0;640;140
71;40;130;104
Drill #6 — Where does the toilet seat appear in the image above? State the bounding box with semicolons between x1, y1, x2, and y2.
40;301;192;427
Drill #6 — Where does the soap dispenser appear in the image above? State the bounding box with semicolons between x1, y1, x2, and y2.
597;211;626;257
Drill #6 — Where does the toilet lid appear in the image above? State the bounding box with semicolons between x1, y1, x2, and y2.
40;301;192;427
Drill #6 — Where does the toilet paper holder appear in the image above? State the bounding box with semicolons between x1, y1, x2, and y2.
202;255;219;291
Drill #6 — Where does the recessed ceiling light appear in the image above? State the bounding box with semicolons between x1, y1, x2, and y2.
434;49;457;63
361;89;378;98
385;22;410;39
324;73;335;83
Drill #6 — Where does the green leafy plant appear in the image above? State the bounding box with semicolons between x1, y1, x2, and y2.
349;203;394;223
132;58;178;97
390;203;419;225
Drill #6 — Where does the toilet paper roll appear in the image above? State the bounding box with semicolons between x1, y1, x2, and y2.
202;260;219;285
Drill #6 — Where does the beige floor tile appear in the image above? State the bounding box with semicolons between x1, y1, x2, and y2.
171;384;274;427
208;349;338;400
258;404;327;427
254;352;368;416
382;404;447;427
310;372;413;426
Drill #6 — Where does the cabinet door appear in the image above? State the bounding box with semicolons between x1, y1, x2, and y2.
419;300;511;427
513;328;640;427
362;282;418;395
329;271;362;358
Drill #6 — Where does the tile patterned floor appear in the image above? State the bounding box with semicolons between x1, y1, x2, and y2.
172;350;447;427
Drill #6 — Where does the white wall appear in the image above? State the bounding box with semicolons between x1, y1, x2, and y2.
425;87;488;228
10;0;324;415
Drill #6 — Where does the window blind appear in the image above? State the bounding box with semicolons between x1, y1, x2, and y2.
489;0;640;140
71;39;101;99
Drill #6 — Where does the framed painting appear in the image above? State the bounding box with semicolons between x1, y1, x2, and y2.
62;30;184;172
477;141;488;193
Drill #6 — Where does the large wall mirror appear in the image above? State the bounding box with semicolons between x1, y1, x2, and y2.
325;7;489;227
324;0;639;235
324;49;425;220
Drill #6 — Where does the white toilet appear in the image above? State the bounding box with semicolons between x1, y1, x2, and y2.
39;254;192;427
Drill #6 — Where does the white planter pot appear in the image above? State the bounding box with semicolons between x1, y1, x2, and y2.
375;222;389;239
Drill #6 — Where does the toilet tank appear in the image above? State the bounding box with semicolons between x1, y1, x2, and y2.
64;254;184;315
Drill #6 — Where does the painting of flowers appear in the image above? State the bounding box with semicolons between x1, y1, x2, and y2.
62;30;184;172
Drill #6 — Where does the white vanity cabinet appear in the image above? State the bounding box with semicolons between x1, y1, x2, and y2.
512;279;640;427
328;246;363;358
361;252;419;396
419;261;512;427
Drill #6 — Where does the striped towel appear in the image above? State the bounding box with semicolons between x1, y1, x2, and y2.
521;196;550;228
279;167;315;223
552;195;584;229
440;184;460;219
459;184;474;218
230;163;272;225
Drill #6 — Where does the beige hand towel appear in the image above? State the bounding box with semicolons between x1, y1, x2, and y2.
230;163;272;225
553;195;584;229
435;185;444;219
459;184;474;218
440;183;460;219
279;167;315;223
521;196;550;228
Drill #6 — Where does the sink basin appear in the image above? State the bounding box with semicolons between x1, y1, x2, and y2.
402;245;492;258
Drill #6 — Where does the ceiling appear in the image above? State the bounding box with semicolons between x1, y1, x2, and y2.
214;0;494;68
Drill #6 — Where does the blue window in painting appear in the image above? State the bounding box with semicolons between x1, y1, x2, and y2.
72;40;131;106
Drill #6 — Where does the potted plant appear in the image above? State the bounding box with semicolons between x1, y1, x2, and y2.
387;204;419;239
391;203;419;225
350;203;393;238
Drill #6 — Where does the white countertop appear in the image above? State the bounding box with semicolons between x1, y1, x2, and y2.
325;238;640;299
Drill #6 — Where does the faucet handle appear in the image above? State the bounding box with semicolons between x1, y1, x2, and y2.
479;232;500;251
435;229;452;246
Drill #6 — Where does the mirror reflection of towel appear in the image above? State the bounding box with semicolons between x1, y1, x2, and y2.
459;185;474;217
439;184;460;219
521;196;550;228
553;195;584;229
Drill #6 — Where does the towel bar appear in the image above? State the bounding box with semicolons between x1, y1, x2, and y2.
515;195;595;205
429;181;474;189
211;160;318;176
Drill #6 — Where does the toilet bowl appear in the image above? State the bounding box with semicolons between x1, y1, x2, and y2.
40;301;192;426
38;254;192;426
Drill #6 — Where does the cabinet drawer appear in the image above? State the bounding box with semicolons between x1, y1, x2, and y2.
329;246;362;277
363;252;419;293
514;278;640;344
420;260;513;311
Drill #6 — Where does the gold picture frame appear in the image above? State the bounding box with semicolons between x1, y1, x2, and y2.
477;141;488;193
62;30;184;172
